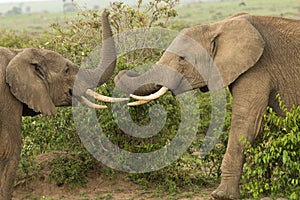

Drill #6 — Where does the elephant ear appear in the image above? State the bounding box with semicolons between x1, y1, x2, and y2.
208;15;265;90
6;49;57;115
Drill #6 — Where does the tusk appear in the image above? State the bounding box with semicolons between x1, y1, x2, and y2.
128;100;150;106
86;89;129;103
80;96;107;109
130;86;169;101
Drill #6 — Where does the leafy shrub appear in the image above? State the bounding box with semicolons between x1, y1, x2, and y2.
20;108;97;187
106;89;231;192
242;97;300;199
48;154;94;188
109;0;180;65
0;29;35;48
42;9;103;63
109;0;179;32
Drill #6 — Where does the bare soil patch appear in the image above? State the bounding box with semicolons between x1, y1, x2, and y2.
13;152;213;200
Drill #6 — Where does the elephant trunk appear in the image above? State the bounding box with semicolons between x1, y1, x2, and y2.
74;10;117;96
96;9;117;86
72;10;129;108
114;70;161;96
114;64;183;96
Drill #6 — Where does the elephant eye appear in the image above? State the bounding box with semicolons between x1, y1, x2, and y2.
179;56;186;62
64;66;70;74
32;62;46;78
31;62;40;69
211;36;219;58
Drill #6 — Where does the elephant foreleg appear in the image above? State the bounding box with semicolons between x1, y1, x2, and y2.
0;115;22;200
0;148;21;200
212;73;271;200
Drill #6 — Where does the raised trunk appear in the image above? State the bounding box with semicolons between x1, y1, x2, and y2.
96;9;117;85
76;10;116;96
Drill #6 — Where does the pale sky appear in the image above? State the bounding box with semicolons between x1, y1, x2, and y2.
0;0;58;3
0;0;199;4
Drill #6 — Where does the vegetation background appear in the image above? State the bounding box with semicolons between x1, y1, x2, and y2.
0;0;299;199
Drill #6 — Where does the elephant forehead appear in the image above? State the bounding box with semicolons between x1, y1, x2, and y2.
166;33;207;56
42;52;69;69
43;50;65;62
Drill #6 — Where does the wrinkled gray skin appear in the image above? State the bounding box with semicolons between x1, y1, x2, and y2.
114;13;300;199
0;11;116;200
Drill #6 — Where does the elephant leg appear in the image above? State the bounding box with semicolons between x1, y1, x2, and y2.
0;114;22;200
211;75;270;200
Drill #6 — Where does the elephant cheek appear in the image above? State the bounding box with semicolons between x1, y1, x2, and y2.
165;74;182;91
171;77;192;95
54;92;72;106
155;65;183;91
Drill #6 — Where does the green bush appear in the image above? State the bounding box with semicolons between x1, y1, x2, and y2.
20;108;97;186
0;29;35;48
109;0;178;31
242;98;300;199
102;88;231;192
48;154;94;188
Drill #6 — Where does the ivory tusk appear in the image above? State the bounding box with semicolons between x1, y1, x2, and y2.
127;100;150;106
130;86;169;101
86;89;129;103
80;96;107;109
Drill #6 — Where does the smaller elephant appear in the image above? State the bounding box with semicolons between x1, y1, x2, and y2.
114;13;300;199
0;11;125;200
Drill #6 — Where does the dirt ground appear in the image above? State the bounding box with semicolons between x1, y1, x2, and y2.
12;152;214;200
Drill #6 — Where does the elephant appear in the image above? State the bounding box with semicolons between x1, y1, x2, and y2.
0;10;126;200
114;13;300;199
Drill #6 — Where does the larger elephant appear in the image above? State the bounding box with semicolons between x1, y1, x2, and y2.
0;11;125;200
114;13;300;199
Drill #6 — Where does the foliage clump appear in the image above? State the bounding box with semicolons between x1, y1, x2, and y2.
109;0;178;32
48;154;94;188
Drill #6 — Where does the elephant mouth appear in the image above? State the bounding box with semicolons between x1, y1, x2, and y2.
66;89;73;104
200;86;209;92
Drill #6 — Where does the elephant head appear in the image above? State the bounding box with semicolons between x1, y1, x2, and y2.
114;13;265;104
5;10;124;116
6;48;80;115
